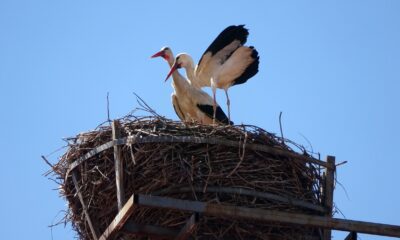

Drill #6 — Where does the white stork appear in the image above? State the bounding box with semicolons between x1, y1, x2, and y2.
167;25;259;122
151;47;232;125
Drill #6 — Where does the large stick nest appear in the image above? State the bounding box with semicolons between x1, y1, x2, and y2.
50;114;327;240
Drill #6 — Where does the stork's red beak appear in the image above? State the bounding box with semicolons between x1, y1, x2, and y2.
165;62;179;82
151;50;165;58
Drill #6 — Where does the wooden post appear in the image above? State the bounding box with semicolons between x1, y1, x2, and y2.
112;120;125;210
324;155;336;240
99;195;137;240
176;213;199;240
72;171;99;240
344;232;357;240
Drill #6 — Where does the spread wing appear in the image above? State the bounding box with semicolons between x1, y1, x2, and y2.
217;46;259;87
195;25;249;87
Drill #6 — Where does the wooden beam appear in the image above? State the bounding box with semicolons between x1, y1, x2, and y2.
135;194;206;212
176;213;199;240
133;194;400;238
112;120;125;210
154;186;326;213
121;220;178;239
324;156;336;240
99;195;137;240
71;171;99;240
208;203;400;238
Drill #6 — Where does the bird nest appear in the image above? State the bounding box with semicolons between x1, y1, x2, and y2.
49;115;329;240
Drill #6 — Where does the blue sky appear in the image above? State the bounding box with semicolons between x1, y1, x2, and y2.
1;1;399;239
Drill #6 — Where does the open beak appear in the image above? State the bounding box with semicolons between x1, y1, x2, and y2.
165;62;179;82
151;50;164;58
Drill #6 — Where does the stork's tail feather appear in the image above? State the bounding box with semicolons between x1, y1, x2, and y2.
197;104;232;125
233;46;260;86
214;106;233;125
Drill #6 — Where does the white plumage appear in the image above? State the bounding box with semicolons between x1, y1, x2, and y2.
151;47;231;125
170;25;260;122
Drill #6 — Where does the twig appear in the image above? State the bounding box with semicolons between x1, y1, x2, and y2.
227;132;248;177
42;146;67;159
334;204;347;219
41;155;54;169
298;132;314;155
106;92;111;123
133;92;162;117
279;111;285;145
48;210;69;240
336;160;348;167
336;179;350;201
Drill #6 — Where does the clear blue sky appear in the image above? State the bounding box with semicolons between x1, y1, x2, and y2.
1;1;399;239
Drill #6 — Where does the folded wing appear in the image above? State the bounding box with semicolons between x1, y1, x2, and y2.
197;104;233;125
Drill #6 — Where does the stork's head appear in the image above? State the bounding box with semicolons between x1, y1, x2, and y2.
150;47;173;61
165;53;193;81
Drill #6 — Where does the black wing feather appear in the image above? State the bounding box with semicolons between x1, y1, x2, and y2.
197;104;233;125
232;46;260;86
198;25;249;66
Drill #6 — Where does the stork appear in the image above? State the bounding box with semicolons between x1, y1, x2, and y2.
151;47;232;125
169;25;260;123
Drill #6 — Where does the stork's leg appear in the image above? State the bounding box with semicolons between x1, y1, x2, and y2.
224;89;231;124
212;86;217;125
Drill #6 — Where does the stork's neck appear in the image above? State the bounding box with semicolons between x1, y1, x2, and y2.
184;65;200;88
166;56;175;68
165;53;185;88
165;52;191;93
171;69;190;94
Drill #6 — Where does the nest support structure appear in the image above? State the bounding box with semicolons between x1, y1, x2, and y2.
50;115;387;240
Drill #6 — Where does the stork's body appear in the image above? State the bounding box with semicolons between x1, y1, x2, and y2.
151;47;231;125
176;25;260;122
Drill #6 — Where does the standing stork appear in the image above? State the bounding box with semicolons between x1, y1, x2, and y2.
169;25;260;123
151;47;185;121
151;47;232;125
